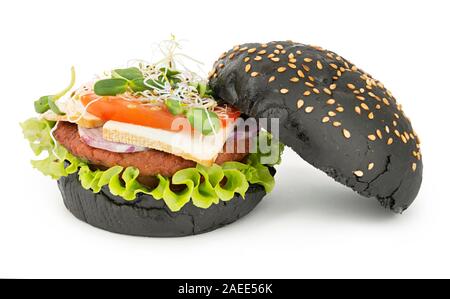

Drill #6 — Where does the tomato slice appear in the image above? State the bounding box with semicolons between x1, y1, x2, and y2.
80;94;186;131
80;93;241;131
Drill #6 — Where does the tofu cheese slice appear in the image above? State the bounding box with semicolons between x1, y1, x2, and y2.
102;120;236;166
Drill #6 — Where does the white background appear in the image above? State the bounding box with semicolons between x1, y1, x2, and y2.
0;0;448;279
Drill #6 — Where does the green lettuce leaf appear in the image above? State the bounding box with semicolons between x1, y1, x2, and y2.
21;117;280;212
20;118;82;179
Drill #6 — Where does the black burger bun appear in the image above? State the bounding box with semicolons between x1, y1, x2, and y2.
57;169;274;237
209;41;422;213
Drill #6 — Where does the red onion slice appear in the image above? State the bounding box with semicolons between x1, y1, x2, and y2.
78;126;147;153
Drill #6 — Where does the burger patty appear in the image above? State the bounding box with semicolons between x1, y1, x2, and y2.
54;122;250;178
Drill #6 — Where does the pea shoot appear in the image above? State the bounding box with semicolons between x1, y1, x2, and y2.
34;66;76;115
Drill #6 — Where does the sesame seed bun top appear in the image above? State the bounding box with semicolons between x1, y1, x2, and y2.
209;41;422;213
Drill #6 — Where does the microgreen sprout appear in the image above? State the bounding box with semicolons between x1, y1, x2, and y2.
89;36;224;135
34;67;76;115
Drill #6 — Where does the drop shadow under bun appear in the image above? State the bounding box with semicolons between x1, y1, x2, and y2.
210;41;422;213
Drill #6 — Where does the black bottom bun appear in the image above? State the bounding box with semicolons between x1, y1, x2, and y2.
57;169;274;237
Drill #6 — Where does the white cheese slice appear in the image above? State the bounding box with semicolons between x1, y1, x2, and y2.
102;120;235;166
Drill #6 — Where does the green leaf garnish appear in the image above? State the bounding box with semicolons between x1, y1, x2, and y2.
93;78;128;96
129;78;148;92
34;67;76;114
48;96;65;115
112;67;143;81
34;96;51;114
197;83;207;97
165;98;184;115
159;67;180;78
186;108;221;135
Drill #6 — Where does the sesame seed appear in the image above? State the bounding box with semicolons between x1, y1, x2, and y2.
383;98;390;106
333;121;341;127
336;107;344;112
277;67;287;73
274;49;280;55
412;163;417;172
343;129;351;139
289;58;297;63
355;106;361;114
326;99;336;105
290;77;300;82
248;48;257;54
305;106;314;113
229;53;235;59
304;58;313;63
254;56;262;61
375;104;381;110
244;57;250;62
368;135;377;141
322;116;330;123
251;72;259;77
288;63;297;69
313;88;320;94
297;70;305;78
304;91;311;96
330;63;338;70
297;99;304;109
302;64;310;72
276;44;283;50
296;50;302;55
280;88;289;94
324;88;332;95
288;53;294;59
330;84;337;90
361;103;370;110
385;126;390;133
268;76;276;82
268;53;275;58
353;170;364;177
356;96;365;101
347;83;356;90
401;135;407;143
245;64;251;72
261;44;268;48
376;129;383;139
271;57;280;62
219;63;224;68
317;61;323;70
368;112;374;119
387;138;394;145
328;111;337;117
368;163;375;170
258;50;267;55
405;132;410;141
239;47;248;52
233;46;240;51
305;82;314;88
